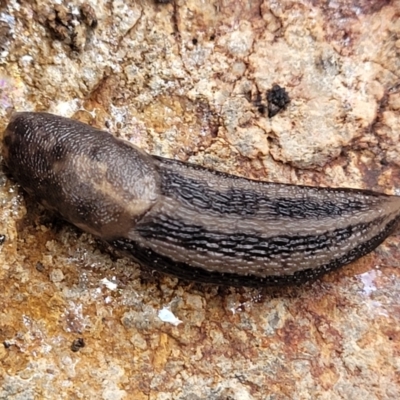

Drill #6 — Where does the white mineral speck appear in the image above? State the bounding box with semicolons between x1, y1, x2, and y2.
158;307;182;326
101;278;118;291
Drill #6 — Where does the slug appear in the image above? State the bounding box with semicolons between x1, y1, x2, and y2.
2;112;400;287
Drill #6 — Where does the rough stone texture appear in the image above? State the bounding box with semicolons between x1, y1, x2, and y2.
0;0;400;399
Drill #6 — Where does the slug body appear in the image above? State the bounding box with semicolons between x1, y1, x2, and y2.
3;112;400;287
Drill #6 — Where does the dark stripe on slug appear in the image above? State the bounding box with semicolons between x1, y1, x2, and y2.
136;214;375;261
113;213;400;287
157;159;371;219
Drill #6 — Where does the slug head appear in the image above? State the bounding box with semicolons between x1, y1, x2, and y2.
2;112;160;240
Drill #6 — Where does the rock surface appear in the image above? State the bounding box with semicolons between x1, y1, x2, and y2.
0;0;399;399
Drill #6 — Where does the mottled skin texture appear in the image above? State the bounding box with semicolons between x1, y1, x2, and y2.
3;112;400;287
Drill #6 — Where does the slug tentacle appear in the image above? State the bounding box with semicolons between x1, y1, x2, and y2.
3;112;400;287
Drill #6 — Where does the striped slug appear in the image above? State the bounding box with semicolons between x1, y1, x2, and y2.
2;112;400;287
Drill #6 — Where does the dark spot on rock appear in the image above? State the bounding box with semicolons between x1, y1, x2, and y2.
0;234;5;245
71;338;85;352
36;262;45;272
192;38;198;45
267;84;290;118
